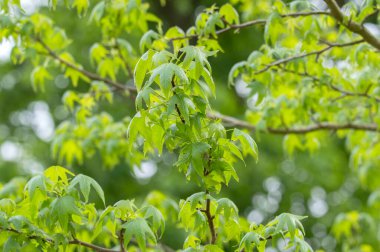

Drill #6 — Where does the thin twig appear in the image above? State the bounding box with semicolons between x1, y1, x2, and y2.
207;111;379;134
324;0;380;50
276;66;380;102
118;228;126;252
35;37;136;92
2;227;117;252
170;11;330;41
204;194;217;244
253;39;364;75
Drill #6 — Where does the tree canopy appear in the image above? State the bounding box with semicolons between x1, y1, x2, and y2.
0;0;380;251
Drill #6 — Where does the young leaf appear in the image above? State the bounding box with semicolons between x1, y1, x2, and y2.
123;218;157;252
139;205;165;236
216;198;238;220
231;129;258;162
219;3;240;25
149;63;189;97
44;166;74;185
68;174;105;204
134;50;154;91
50;195;81;230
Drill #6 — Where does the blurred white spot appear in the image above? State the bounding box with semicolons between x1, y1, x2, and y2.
55;75;69;89
321;235;336;251
9;101;55;141
308;197;328;218
310;0;327;10
133;161;157;180
20;0;48;14
0;141;22;161
311;187;326;199
54;105;69;120
364;23;380;38
291;202;306;215
235;79;251;98
264;176;282;193
312;223;327;238
20;158;44;174
0;74;17;90
247;209;264;224
29;102;55;141
0;38;14;62
247;93;259;109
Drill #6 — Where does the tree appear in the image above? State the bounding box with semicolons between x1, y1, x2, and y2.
0;0;379;251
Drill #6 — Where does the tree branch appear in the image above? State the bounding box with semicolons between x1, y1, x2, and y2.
2;227;117;252
69;239;118;252
276;66;380;102
254;39;364;75
171;77;186;124
330;84;380;102
118;228;126;252
324;0;380;50
35;38;136;92
204;195;217;244
170;11;330;41
207;111;379;134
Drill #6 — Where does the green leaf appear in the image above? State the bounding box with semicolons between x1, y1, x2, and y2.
185;192;206;211
274;213;307;238
89;43;108;65
0;199;16;215
190;142;211;177
68;174;105;204
3;236;21;252
139;205;165;236
50;195;81;230
239;231;261;251
31;66;52;91
123;218;157;252
149;63;189;97
228;61;246;86
232;129;258;162
219;3;240;25
72;0;89;16
165;26;187;53
216;198;238;220
44;166;74;185
24;175;46;199
134;50;154;91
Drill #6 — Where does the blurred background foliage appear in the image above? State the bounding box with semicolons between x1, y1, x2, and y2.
0;0;375;251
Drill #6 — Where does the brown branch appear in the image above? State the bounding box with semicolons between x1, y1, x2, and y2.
204;195;217;244
118;228;126;252
324;0;380;50
69;239;117;252
2;227;117;252
207;111;379;134
330;84;380;102
276;66;380;102
35;38;136;92
254;39;364;75
170;11;330;41
171;77;186;124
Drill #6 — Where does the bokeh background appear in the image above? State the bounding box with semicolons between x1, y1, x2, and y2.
0;0;372;251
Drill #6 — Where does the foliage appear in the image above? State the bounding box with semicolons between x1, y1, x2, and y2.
0;0;380;251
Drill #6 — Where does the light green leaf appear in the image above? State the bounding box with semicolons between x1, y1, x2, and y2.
149;63;188;97
68;174;105;204
123;218;157;252
219;3;240;25
232;129;258;162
